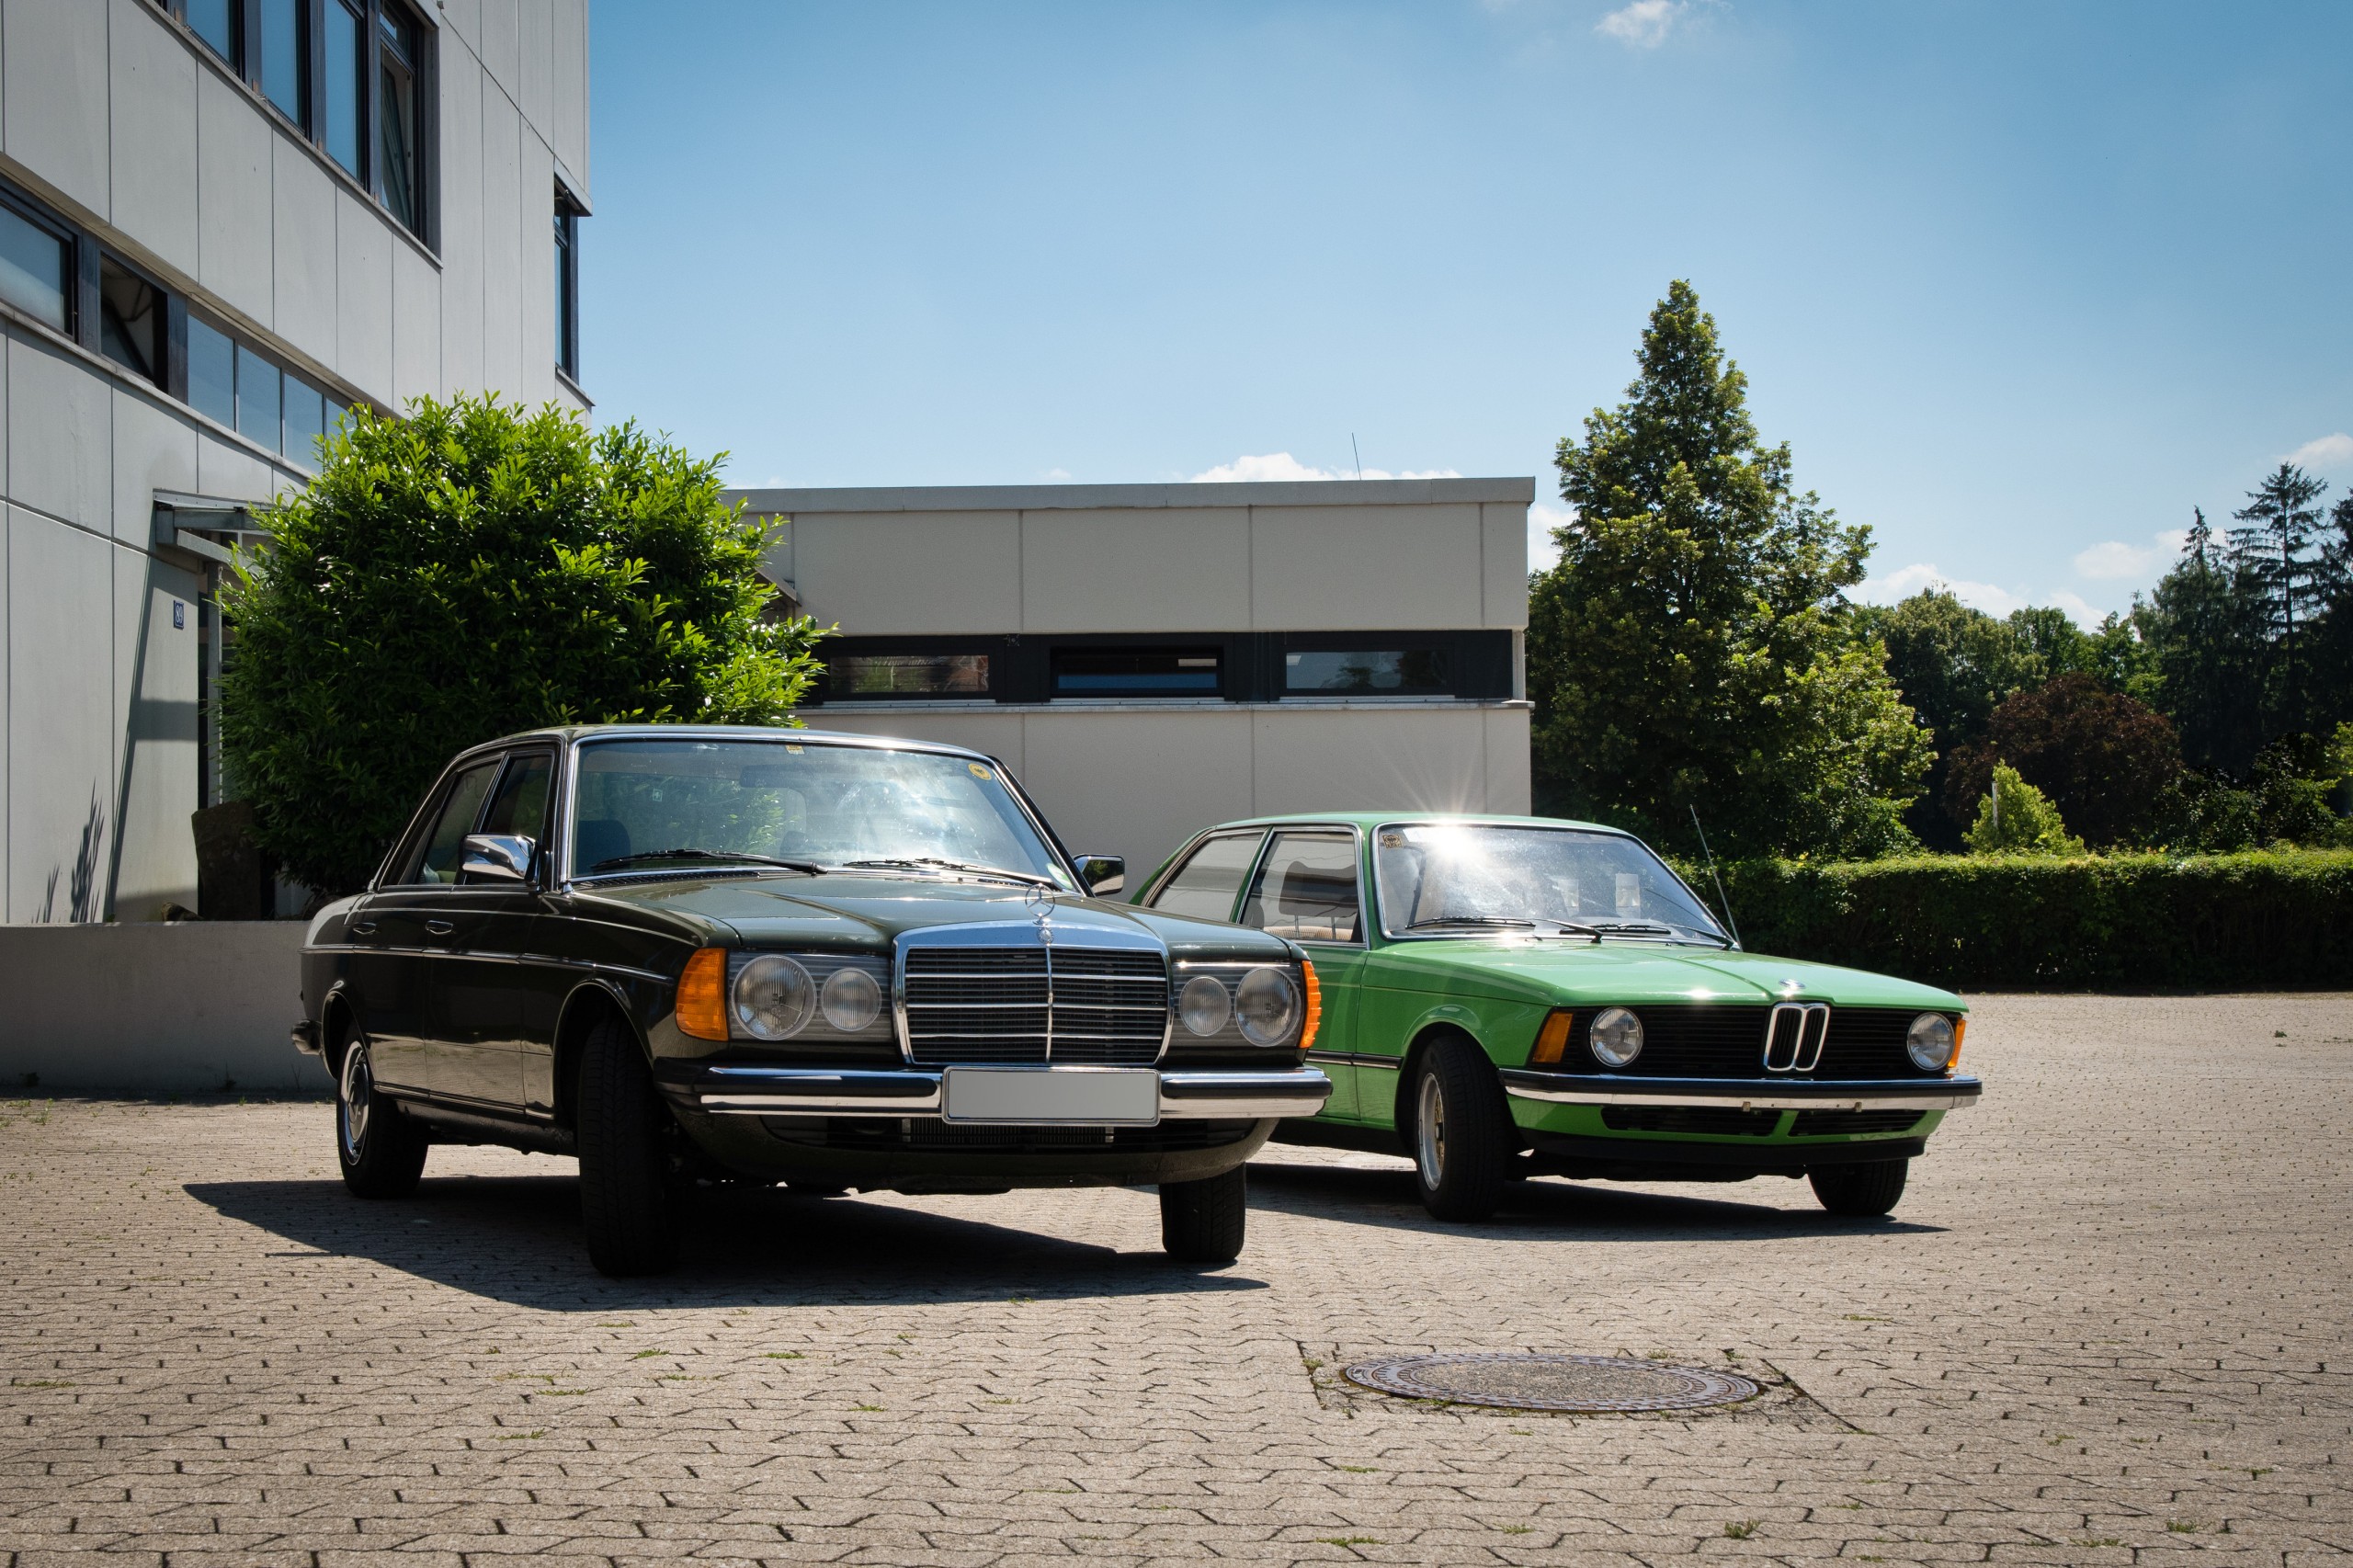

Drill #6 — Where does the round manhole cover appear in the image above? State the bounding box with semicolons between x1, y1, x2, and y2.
1342;1353;1758;1413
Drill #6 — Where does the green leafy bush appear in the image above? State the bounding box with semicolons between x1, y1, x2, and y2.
220;395;824;896
1708;850;2353;989
1962;765;2085;856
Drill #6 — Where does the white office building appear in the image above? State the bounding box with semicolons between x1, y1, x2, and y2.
729;479;1536;885
0;0;590;920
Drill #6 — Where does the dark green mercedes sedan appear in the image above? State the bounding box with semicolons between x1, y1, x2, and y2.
293;726;1330;1275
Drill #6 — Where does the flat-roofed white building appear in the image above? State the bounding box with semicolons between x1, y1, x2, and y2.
729;478;1536;884
1;0;590;920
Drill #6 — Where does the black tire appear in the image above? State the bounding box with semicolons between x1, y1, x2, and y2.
1160;1164;1247;1264
1409;1037;1514;1222
575;1014;683;1277
335;1035;428;1199
1810;1158;1909;1217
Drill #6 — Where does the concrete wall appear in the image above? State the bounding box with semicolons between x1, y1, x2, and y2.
744;479;1531;637
0;0;591;923
0;921;321;1092
733;480;1538;883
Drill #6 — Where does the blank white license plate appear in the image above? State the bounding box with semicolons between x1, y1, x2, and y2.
940;1067;1160;1125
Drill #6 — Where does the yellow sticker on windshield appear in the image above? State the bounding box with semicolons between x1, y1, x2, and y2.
968;763;993;780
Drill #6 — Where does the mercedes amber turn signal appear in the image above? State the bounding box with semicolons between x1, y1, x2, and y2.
1529;1009;1575;1065
676;947;729;1041
1299;959;1323;1053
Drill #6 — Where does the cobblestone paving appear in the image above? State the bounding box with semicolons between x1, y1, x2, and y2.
4;994;2351;1566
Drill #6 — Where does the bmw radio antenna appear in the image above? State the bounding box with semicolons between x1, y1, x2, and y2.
1689;804;1742;949
1351;434;1363;480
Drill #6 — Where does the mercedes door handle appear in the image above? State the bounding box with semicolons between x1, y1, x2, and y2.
347;921;378;937
425;919;455;937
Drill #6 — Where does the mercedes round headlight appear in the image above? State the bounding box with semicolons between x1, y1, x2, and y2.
733;954;814;1040
1906;1012;1956;1071
1590;1006;1644;1068
1234;966;1301;1047
820;966;882;1032
1179;974;1233;1037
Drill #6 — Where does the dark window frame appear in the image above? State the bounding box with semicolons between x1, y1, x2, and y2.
553;187;582;382
0;181;80;338
807;631;1514;706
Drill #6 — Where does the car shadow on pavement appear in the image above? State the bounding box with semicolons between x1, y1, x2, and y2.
1245;1158;1947;1240
185;1176;1270;1309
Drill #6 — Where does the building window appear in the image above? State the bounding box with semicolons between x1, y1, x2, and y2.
258;0;309;127
377;5;423;230
834;653;990;698
553;196;581;381
174;0;433;244
0;199;71;332
1283;648;1450;696
1051;647;1222;698
184;0;239;64
98;257;167;387
322;0;365;176
187;315;238;427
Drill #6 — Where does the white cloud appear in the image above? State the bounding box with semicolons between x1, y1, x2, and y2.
2289;432;2353;471
1596;0;1686;48
1529;503;1572;573
1188;451;1462;483
1856;562;2031;619
1041;467;1073;482
2073;528;2188;582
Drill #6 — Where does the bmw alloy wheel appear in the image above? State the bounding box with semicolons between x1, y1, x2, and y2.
1416;1072;1448;1189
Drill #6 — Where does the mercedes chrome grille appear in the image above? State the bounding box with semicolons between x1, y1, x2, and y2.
899;933;1169;1067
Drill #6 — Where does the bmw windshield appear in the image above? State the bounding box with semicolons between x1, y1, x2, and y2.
1373;822;1729;945
568;737;1074;889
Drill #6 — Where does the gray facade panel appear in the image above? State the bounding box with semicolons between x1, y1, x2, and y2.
3;0;111;219
9;335;112;532
196;67;275;326
8;506;115;923
108;0;200;274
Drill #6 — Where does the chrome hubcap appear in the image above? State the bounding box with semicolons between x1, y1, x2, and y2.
1416;1073;1446;1188
338;1042;373;1160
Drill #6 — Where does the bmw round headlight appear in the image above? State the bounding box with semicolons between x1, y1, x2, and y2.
820;966;882;1032
733;954;814;1040
1590;1006;1644;1068
1179;974;1232;1037
1906;1012;1956;1071
1234;966;1301;1047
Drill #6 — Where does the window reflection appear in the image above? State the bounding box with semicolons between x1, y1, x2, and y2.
0;205;68;331
1285;648;1449;694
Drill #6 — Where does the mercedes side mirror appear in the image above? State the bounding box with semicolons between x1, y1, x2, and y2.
461;833;535;883
1073;854;1125;897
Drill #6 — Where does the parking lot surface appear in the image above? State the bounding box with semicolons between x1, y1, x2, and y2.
3;994;2351;1566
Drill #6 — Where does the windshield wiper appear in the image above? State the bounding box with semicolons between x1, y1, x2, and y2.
842;857;1060;890
1407;915;1536;931
589;848;825;875
1585;919;1731;946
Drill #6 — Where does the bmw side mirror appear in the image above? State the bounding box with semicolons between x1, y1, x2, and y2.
462;833;535;883
1073;854;1124;897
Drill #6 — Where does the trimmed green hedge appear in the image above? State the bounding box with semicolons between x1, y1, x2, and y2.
1695;850;2353;991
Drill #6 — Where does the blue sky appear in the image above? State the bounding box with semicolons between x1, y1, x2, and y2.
583;1;2353;625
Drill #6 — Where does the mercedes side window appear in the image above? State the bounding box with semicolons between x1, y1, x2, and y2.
1239;832;1361;943
393;760;499;885
1145;832;1266;922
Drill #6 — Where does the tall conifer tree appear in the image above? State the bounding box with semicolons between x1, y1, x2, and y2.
1526;282;1928;858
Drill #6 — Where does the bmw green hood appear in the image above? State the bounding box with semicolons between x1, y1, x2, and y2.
1367;937;1965;1012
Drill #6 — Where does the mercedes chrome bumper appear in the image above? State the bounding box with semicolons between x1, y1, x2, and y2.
691;1065;1333;1121
1500;1069;1983;1113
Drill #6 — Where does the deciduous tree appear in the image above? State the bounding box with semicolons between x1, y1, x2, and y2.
221;395;824;896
